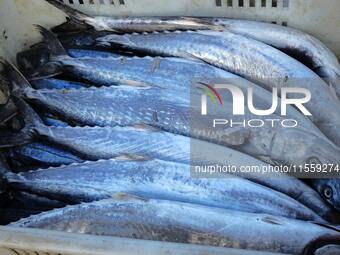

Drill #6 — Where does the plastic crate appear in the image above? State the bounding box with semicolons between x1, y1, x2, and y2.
0;0;339;254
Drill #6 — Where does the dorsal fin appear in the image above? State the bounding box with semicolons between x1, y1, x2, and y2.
116;153;151;162
111;192;148;202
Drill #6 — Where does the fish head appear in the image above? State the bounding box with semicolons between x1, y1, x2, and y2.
270;128;340;167
314;178;340;211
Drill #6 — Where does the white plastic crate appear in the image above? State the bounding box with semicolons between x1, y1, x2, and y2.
0;0;339;254
1;0;340;61
0;226;290;255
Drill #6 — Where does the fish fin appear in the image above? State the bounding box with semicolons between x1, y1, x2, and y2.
44;0;93;22
96;34;134;47
29;25;67;79
261;216;283;225
132;124;161;132
180;17;225;31
0;97;44;148
150;57;161;72
111;192;148;202
12;97;45;129
34;25;68;58
328;83;339;101
178;51;208;64
220;127;250;146
28;63;64;81
51;19;92;34
116;153;151;162
0;58;32;95
121;79;156;88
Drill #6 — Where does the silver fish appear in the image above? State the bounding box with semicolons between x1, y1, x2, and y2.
212;18;340;97
96;30;340;146
9;196;340;254
44;0;221;33
5;159;325;223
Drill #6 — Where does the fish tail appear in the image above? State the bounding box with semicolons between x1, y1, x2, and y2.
29;25;68;80
0;98;45;149
0;58;32;96
44;0;92;22
35;25;68;58
12;97;45;131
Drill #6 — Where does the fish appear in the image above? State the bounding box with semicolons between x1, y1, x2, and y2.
2;99;192;164
311;179;340;211
96;30;340;146
44;0;221;33
211;18;340;97
4;158;326;223
9;196;340;254
5;142;84;169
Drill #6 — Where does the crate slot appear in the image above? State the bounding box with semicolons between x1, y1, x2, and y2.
239;0;244;7
261;0;266;7
215;0;222;7
99;0;105;4
272;0;277;7
283;0;289;8
119;0;125;5
249;0;255;7
227;0;233;7
282;21;288;26
79;0;84;4
68;0;74;4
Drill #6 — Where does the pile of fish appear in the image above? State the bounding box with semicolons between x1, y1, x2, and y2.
0;0;339;254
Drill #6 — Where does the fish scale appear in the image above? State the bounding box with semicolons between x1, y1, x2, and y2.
5;158;325;223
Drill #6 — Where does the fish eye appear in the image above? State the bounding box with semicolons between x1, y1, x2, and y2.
323;186;333;199
306;157;321;165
